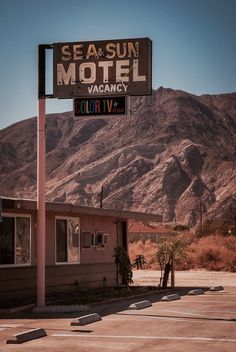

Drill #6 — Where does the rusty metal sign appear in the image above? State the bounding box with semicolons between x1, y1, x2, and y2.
53;38;152;98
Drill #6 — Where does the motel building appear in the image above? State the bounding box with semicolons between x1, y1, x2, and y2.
0;197;162;305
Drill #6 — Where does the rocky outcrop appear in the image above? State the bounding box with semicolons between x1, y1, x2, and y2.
0;88;235;227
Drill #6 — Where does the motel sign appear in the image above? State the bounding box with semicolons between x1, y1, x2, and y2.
53;38;152;98
37;37;152;307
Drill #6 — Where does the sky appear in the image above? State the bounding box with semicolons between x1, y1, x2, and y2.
0;0;236;129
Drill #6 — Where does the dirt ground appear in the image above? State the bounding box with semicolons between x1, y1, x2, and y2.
133;269;236;287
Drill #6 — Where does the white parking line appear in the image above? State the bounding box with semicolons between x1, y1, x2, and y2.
194;310;236;314
103;314;234;324
0;324;23;328
105;316;201;323
158;309;236;315
155;309;208;316
182;300;235;304
206;293;236;295
52;333;236;343
152;309;233;320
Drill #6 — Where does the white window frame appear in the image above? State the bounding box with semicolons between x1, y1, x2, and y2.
55;216;80;265
0;213;31;267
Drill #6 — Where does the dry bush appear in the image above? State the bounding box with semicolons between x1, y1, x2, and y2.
129;234;236;272
186;235;236;272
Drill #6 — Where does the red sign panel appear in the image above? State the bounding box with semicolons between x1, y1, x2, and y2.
53;38;152;98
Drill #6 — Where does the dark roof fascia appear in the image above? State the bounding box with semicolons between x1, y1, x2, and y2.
1;197;162;222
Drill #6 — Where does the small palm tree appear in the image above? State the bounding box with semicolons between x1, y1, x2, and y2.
156;237;187;289
132;254;146;270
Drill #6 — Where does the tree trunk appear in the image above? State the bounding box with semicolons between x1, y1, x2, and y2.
171;260;175;288
162;261;171;289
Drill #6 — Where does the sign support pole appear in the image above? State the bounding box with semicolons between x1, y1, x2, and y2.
37;44;53;307
37;97;46;307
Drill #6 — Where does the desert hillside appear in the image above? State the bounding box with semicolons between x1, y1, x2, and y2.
0;87;235;227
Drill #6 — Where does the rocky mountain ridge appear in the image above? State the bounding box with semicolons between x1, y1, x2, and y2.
0;87;235;227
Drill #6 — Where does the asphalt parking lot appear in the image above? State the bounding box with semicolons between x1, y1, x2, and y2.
0;284;236;352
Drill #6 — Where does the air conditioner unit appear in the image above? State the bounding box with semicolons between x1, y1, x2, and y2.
92;232;109;246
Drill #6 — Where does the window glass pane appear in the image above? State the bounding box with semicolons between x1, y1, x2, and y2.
16;217;30;264
56;219;67;262
67;219;79;263
0;217;15;264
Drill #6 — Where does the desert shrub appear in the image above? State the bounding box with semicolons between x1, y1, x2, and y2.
224;236;236;251
132;254;146;269
129;234;236;272
197;248;221;270
187;235;236;272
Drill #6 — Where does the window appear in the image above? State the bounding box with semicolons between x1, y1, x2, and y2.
92;232;109;246
0;214;31;266
56;217;80;264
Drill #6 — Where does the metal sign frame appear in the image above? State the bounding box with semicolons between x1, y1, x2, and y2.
53;38;152;99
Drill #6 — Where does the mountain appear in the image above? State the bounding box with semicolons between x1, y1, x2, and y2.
0;87;236;227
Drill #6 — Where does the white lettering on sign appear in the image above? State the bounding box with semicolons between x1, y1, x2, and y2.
57;60;145;86
87;83;128;94
133;59;146;81
57;63;76;85
61;42;140;61
79;62;96;83
98;61;113;82
86;44;98;59
73;44;83;60
61;46;71;61
116;60;129;82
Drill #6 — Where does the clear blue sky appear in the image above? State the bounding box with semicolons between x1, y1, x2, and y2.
0;0;236;129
